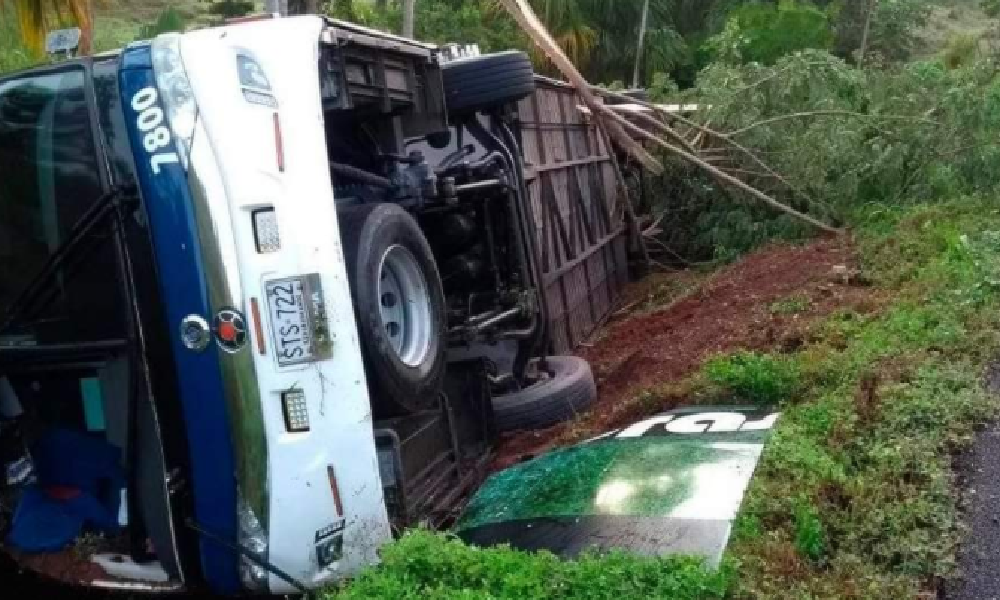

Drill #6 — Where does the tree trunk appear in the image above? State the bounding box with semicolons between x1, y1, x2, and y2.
402;0;416;38
287;0;318;14
264;0;287;16
632;0;650;89
858;0;877;62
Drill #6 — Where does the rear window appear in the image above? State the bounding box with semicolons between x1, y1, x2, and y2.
0;68;122;341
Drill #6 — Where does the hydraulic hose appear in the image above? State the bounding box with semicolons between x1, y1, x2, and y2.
329;161;393;189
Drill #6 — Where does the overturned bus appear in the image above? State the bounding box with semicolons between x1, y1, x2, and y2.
0;16;604;594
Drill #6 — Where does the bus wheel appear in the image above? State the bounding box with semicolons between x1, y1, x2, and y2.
442;51;535;115
492;356;597;431
338;203;447;416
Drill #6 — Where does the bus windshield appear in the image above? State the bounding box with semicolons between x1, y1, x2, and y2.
0;68;121;341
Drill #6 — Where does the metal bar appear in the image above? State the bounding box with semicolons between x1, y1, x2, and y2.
519;121;592;130
574;172;598;328
582;115;618;323
2;187;128;331
185;520;309;595
556;90;601;334
528;91;566;348
555;93;580;256
0;339;128;355
571;167;597;246
545;177;576;262
543;229;624;286
529;90;550;269
454;179;503;194
472;307;522;331
524;155;612;177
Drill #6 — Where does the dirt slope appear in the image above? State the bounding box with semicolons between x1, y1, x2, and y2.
496;237;881;468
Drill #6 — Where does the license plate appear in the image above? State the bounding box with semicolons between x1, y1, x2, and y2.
265;275;331;366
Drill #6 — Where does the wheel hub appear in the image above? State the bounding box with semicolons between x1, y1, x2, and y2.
377;244;433;367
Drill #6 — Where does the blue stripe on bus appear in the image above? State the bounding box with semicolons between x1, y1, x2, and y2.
119;44;240;594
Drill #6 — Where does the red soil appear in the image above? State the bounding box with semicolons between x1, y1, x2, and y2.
495;237;882;469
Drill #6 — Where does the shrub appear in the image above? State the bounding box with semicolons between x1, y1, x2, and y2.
208;0;255;18
645;50;1000;261
138;7;187;40
327;530;733;599
942;33;981;70
704;351;800;404
793;498;826;561
706;1;834;65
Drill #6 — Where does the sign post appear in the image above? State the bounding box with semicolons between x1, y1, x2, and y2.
45;28;82;59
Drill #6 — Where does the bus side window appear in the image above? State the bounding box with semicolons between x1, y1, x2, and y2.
0;68;121;342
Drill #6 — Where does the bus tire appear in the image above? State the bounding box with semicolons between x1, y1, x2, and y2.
492;356;597;432
338;203;447;416
442;51;535;114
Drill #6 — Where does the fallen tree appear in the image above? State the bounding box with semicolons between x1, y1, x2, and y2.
497;0;844;238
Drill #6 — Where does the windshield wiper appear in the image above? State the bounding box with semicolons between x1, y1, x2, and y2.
1;185;138;334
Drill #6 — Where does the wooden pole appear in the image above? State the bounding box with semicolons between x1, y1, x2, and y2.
402;0;416;38
498;0;664;174
598;126;652;268
632;0;650;89
859;0;878;62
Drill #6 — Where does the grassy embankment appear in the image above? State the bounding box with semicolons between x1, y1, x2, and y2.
327;196;1000;598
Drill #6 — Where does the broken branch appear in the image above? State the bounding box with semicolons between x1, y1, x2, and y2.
727;110;940;137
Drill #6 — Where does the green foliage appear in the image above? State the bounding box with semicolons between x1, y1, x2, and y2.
208;0;255;19
326;0;527;55
770;294;811;315
333;198;1000;598
942;32;981;69
821;0;931;61
704;350;801;404
646;49;1000;261
0;6;35;73
730;196;1000;596
327;530;733;599
792;498;825;561
326;0;742;86
706;1;834;65
138;7;186;39
92;17;141;52
984;0;1000;17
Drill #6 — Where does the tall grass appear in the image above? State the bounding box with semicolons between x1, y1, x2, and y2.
0;7;38;74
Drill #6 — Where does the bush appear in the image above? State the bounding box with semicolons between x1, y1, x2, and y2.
327;530;733;599
138;7;187;40
942;33;981;70
793;498;826;561
644;50;1000;261
704;351;801;404
825;0;931;61
326;0;527;55
208;0;255;18
706;1;834;65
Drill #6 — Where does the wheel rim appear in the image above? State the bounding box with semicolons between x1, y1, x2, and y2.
377;244;433;367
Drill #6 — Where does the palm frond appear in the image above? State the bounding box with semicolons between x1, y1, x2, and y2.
2;0;96;54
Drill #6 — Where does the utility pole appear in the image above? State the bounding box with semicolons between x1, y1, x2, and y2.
858;0;877;63
287;0;319;13
402;0;417;38
632;0;650;89
264;0;288;16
